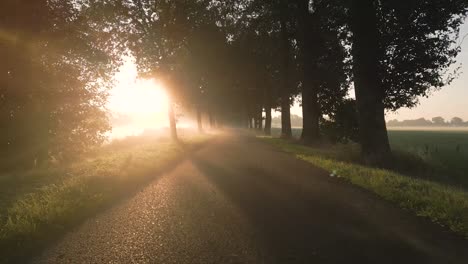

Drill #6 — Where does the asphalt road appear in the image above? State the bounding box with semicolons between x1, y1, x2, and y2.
33;133;468;264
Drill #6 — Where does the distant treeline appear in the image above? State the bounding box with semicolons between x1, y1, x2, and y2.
272;115;303;127
272;115;468;128
387;117;468;127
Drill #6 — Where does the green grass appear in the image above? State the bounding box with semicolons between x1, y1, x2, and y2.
0;133;211;263
271;127;468;189
388;130;468;187
262;137;468;239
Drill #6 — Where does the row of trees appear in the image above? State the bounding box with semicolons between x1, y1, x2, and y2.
113;0;466;165
1;0;467;169
94;0;467;165
388;117;468;127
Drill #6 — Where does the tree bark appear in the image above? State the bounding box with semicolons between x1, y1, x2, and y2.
298;0;320;144
280;96;292;138
196;107;203;133
264;106;272;136
168;102;178;141
255;105;263;131
264;90;272;136
350;0;391;165
279;3;292;139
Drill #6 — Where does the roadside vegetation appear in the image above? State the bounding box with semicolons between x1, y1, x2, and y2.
271;128;468;189
262;135;468;239
0;133;210;262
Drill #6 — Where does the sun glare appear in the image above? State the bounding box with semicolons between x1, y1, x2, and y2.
123;79;169;114
110;78;169;115
108;66;171;138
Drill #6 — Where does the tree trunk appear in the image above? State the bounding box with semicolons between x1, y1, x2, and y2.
350;0;391;165
264;85;272;136
255;106;263;131
280;97;292;138
168;102;178;141
279;4;292;139
264;105;272;136
298;0;320;144
196;107;203;133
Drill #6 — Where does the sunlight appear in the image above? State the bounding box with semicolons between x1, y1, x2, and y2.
108;60;171;138
114;79;169;114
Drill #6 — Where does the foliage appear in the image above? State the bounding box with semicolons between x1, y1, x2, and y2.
0;0;116;169
375;1;468;110
296;0;351;117
320;99;359;143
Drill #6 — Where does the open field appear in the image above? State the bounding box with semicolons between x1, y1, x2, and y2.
0;132;210;263
388;126;468;132
389;130;468;187
271;127;468;189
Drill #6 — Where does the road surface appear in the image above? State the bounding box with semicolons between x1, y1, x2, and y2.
33;133;468;263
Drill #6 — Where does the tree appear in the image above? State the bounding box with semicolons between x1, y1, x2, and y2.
99;0;208;140
349;0;391;165
215;0;296;135
321;99;359;143
348;0;467;164
277;0;293;138
295;0;320;143
432;116;446;126
0;0;114;169
294;0;350;144
451;117;464;126
377;1;468;110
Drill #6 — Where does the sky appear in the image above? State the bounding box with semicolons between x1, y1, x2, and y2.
107;58;171;138
287;19;468;121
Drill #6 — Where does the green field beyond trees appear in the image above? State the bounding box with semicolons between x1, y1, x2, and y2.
272;128;468;188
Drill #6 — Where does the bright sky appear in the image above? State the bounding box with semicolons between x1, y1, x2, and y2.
107;58;170;138
288;19;468;121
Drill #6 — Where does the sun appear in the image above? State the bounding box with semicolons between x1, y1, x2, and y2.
108;75;171;138
124;79;169;114
109;78;169;115
107;58;175;138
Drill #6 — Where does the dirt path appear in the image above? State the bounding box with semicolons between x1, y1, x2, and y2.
32;132;468;263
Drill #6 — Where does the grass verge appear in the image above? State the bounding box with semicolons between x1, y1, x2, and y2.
0;134;211;263
262;137;468;239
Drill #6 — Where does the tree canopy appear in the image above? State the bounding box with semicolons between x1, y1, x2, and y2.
1;0;467;169
0;0;116;169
